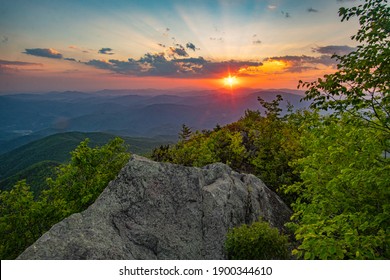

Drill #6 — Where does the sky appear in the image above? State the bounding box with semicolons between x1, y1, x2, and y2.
0;0;361;92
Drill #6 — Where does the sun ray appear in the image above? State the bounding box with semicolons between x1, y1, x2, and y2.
223;74;238;88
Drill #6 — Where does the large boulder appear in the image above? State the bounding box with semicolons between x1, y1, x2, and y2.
18;155;292;260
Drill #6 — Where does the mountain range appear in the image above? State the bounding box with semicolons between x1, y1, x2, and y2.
0;88;310;154
0;87;311;194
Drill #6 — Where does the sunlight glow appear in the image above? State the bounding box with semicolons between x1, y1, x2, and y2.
223;75;239;88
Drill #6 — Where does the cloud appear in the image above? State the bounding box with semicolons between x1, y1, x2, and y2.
186;42;197;51
98;48;114;55
168;45;189;57
0;59;42;66
158;43;166;48
307;7;319;12
210;37;223;41
337;0;356;2
313;45;356;56
281;11;291;18
85;59;112;70
258;54;344;73
201;60;263;77
0;59;43;75
64;58;77;62
83;51;263;78
69;45;89;53
268;5;277;10
23;48;63;59
163;27;170;37
253;40;262;45
264;55;338;72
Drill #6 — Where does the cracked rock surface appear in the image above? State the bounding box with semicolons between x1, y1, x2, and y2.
18;155;291;260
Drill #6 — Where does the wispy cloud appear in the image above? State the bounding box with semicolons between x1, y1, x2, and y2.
23;48;63;59
307;7;319;13
253;40;262;45
1;36;8;43
98;48;114;55
0;59;43;75
0;59;42;66
312;45;356;56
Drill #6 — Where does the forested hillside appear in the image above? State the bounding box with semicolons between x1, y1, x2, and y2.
0;131;174;196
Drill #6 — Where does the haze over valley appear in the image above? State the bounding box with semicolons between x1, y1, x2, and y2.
0;88;309;153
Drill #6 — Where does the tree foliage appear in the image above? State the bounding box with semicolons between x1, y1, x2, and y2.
0;137;130;259
151;96;305;200
289;0;390;259
300;0;390;133
43;137;130;216
285;114;390;259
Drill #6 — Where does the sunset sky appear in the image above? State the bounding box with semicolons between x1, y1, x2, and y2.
0;0;360;92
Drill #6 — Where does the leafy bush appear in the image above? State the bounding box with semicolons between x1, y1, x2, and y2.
225;219;290;260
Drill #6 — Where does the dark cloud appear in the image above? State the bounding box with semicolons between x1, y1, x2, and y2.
64;58;77;62
158;43;166;48
253;40;262;45
307;7;318;12
85;58;142;75
281;11;291;18
186;42;197;51
98;48;114;55
23;48;63;59
313;45;356;56
168;46;189;57
85;59;112;70
109;59;142;74
84;51;263;78
139;53;178;76
200;60;263;77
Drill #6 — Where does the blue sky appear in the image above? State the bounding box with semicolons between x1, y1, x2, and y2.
0;0;360;92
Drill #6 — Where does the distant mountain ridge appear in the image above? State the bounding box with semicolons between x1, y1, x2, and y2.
0;88;310;154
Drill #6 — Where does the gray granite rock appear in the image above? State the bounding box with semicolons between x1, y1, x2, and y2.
18;155;291;259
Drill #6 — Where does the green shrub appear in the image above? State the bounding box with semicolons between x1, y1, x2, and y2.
225;219;290;259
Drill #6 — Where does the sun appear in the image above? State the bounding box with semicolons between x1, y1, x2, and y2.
223;75;238;88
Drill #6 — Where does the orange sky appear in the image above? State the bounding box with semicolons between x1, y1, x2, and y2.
0;0;359;92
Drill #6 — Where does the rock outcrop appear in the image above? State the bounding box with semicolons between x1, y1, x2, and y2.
18;155;291;260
